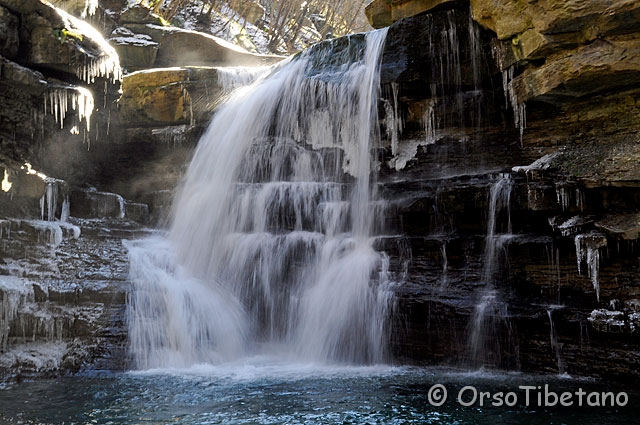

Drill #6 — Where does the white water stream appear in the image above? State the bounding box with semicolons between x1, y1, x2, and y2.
127;30;394;369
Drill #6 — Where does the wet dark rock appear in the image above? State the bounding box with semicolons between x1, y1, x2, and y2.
124;202;149;224
0;5;19;59
70;188;125;219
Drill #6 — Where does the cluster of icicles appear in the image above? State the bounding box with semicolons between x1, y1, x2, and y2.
44;86;94;133
41;6;122;133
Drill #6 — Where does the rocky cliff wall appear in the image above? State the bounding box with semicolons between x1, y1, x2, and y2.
366;1;640;381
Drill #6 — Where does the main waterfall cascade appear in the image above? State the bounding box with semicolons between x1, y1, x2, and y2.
127;29;396;369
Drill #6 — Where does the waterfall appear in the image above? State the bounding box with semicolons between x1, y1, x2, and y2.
547;307;565;375
127;29;395;369
467;174;515;368
482;173;513;284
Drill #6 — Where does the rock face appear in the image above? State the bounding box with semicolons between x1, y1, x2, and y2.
0;218;151;382
119;67;225;126
363;0;640;382
0;0;121;180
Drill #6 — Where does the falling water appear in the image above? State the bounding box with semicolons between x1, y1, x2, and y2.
467;174;515;368
547;307;565;375
439;242;448;289
127;29;395;369
482;173;513;283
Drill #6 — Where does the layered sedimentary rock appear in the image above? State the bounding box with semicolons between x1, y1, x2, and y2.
365;0;640;382
0;0;122;193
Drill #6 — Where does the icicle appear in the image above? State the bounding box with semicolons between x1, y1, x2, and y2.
39;178;60;221
53;8;122;84
1;169;12;192
152;125;191;147
576;188;585;212
60;197;70;223
384;82;403;157
575;233;607;302
440;242;448;288
444;11;462;106
424;100;437;145
555;182;585;211
468;10;481;91
44;86;94;133
117;194;126;219
182;87;195;127
502;67;526;145
81;0;99;18
547;307;565;375
555;183;571;211
0;220;9;240
1;279;30;352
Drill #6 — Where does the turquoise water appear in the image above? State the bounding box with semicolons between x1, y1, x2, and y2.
0;360;636;424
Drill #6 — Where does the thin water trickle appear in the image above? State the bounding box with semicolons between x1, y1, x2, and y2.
467;174;515;369
439;242;448;289
482;174;513;283
127;29;396;369
547;306;565;375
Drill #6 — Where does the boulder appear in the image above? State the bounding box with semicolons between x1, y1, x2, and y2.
70;188;124;219
365;0;458;29
118;67;225;127
469;0;640;62
364;0;394;29
468;0;531;40
123;24;281;67
124;201;150;223
0;0;121;84
109;26;159;71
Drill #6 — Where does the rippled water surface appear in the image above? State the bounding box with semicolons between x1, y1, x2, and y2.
1;360;637;424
